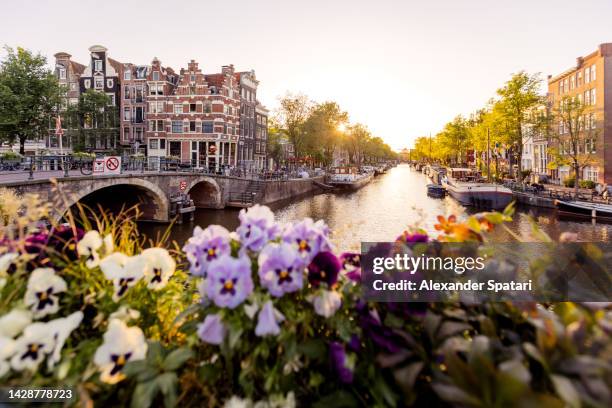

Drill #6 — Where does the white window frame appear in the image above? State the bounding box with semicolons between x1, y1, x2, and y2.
94;59;103;72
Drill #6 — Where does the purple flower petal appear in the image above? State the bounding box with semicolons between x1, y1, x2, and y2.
198;314;226;345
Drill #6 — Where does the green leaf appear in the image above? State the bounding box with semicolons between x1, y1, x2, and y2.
298;339;326;361
551;375;581;408
147;341;165;364
157;372;179;408
228;326;244;350
123;360;159;382
131;379;159;408
313;390;359;408
162;347;194;371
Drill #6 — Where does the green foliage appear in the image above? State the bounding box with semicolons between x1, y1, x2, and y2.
0;46;62;154
579;179;596;189
563;176;575;188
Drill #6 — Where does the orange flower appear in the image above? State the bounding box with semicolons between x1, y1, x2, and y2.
434;215;457;234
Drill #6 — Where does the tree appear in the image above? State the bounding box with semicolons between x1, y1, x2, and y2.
266;117;284;169
345;123;371;166
437;116;469;164
275;93;313;161
548;96;600;195
495;71;543;177
303;101;348;167
65;89;118;152
0;46;62;154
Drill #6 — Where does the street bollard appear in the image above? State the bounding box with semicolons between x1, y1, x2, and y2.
28;159;34;180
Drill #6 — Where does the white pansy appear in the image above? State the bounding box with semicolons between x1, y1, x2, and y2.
99;253;146;301
10;322;55;371
243;302;259;320
24;268;67;318
46;311;83;370
0;309;32;338
109;306;141;322
93;319;147;384
224;396;252;408
0;252;18;275
312;290;342;318
77;231;103;268
141;247;176;290
0;336;16;377
103;234;114;254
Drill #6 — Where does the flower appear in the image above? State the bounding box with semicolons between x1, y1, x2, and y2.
339;252;361;281
255;301;285;337
77;230;104;268
308;251;341;288
282;218;332;262
198;314;226;345
10;322;55;371
396;231;429;243
24;268;67;318
0;336;15;377
109;306;141;322
312;290;342;318
141;247;176;290
258;243;305;297
93;319;147;384
0;252;18;275
223;396;251;408
236;205;280;252
183;225;231;277
99;253;146;301
206;255;253;309
46;311;83;370
0;309;32;338
329;342;355;384
434;215;458;234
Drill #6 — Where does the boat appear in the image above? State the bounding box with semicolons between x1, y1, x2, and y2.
328;166;374;190
441;167;513;210
555;200;612;221
427;184;446;198
374;165;387;176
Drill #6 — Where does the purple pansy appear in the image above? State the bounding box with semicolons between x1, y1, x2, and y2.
206;255;253;309
236;205;281;252
258;243;305;297
339;252;361;282
183;225;231;277
329;342;355;384
308;251;341;287
255;300;284;337
282;218;332;263
197;314;226;345
396;231;429;244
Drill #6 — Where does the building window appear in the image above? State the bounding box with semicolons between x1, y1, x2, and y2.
94;59;103;72
202;121;213;133
591;89;596;105
190;103;197;112
58;67;66;79
174;104;182;114
107;94;115;106
172;121;183;133
107;79;114;88
585;68;590;83
204;102;212;113
123;127;130;141
160;139;166;149
84;79;91;89
563;78;568;93
124;70;131;80
150;139;159;149
124;86;130;99
152;71;160;81
577;71;582;86
591;65;596;81
570;75;575;90
585;90;590;105
123;107;131;121
189;121;196;132
94;79;104;89
590;113;596;129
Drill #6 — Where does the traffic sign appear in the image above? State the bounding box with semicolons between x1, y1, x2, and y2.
179;181;187;191
92;156;122;176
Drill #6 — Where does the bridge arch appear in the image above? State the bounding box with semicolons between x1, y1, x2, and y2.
63;178;169;222
186;176;223;209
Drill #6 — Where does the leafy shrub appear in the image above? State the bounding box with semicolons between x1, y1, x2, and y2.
579;179;596;189
563;176;575;188
1;151;22;160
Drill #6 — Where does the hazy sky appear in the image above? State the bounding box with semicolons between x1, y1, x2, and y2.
2;0;612;150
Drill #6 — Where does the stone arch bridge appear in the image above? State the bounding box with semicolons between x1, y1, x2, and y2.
0;172;321;222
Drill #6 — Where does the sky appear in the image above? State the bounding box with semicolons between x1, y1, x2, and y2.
2;0;612;150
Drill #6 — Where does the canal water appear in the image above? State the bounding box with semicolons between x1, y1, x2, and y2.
142;164;612;250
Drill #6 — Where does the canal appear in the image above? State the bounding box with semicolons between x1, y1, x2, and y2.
142;164;612;250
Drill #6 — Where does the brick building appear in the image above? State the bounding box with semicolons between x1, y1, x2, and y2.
52;45;264;169
547;43;612;184
255;102;269;170
235;71;258;170
144;60;241;171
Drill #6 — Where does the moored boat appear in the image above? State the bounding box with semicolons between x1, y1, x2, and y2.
441;167;513;210
427;184;446;198
328;166;374;190
555;200;612;221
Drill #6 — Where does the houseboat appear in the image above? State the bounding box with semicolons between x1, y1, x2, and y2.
441;167;513;210
555;200;612;221
328;166;374;190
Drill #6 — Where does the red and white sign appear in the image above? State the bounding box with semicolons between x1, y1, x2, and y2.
179;181;187;191
93;156;122;175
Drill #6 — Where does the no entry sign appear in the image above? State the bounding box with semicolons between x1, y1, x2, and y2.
93;156;122;175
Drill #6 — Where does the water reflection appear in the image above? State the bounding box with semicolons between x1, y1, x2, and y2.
141;164;612;250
